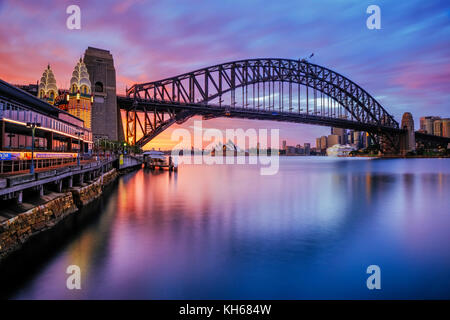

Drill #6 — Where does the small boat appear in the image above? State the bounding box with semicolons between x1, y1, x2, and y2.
143;150;178;171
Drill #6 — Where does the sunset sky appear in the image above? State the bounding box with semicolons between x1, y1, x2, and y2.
0;0;449;149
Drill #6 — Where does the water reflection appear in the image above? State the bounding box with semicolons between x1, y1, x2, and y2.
7;158;450;299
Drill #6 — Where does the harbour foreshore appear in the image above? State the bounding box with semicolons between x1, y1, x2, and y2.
0;168;118;261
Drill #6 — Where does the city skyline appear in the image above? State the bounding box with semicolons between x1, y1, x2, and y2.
0;0;449;149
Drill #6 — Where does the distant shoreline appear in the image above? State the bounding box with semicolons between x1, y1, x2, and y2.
279;154;450;159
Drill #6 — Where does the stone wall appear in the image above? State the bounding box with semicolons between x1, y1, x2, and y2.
0;193;77;259
70;169;118;207
0;169;118;261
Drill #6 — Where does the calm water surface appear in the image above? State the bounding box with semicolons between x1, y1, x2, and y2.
9;158;450;299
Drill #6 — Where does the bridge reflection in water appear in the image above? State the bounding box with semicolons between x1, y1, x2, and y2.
6;158;450;299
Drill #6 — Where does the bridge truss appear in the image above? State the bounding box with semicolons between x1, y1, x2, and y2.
123;58;400;148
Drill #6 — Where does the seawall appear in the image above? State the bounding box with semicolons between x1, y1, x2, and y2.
0;169;118;261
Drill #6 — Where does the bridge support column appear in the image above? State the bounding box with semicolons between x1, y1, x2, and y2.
17;191;23;204
39;185;44;197
56;180;62;193
68;176;73;188
400;112;416;156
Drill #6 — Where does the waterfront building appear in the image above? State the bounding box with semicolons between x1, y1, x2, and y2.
331;127;346;144
0;79;92;163
353;131;361;148
295;144;304;155
433;119;442;137
320;136;328;151
68;58;93;129
286;146;297;155
38;65;58;105
316;137;321;150
362;132;370;148
327;134;339;147
16;83;38;96
443;119;450;138
304;143;311;155
420;116;441;135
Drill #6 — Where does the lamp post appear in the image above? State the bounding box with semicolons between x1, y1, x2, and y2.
75;131;84;166
26;120;41;174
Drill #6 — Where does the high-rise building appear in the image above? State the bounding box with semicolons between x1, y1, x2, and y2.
316;137;322;150
282;140;287;150
320;136;328;150
433;119;443;137
362;132;370;148
38;65;58;105
68;58;93;129
420;116;441;135
331;127;346;144
353;131;361;148
443;119;450;138
327;134;339;147
304;143;311;155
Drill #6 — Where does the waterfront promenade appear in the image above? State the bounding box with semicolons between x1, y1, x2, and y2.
0;154;142;260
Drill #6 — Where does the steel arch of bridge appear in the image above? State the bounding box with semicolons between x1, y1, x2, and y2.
125;58;399;147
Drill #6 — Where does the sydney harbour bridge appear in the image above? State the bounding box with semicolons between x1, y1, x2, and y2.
117;58;448;153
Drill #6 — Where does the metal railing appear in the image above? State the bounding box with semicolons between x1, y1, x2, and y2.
0;157;78;175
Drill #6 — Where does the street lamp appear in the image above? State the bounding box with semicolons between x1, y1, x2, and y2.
75;131;84;166
26;120;41;174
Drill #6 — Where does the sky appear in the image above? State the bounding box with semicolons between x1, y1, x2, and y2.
0;0;449;149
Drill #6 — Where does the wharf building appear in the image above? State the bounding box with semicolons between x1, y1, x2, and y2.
0;79;92;173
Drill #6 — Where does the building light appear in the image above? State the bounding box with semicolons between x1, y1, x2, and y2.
76;91;80;101
66;93;70;102
3;118;93;143
91;95;94;103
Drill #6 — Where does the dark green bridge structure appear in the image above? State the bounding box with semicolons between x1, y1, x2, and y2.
117;58;449;152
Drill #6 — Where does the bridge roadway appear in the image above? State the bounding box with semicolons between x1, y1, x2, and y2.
117;96;403;134
117;96;450;146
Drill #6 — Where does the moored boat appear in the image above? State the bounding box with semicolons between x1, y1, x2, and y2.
143;150;178;171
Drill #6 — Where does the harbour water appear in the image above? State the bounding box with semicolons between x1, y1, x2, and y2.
4;157;450;299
